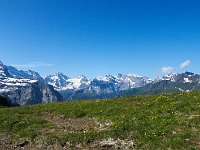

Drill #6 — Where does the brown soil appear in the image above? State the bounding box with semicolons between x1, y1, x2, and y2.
42;112;99;133
41;112;112;134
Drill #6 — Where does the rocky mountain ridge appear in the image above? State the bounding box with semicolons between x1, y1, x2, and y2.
43;73;153;99
2;60;200;102
0;61;62;106
5;63;153;100
118;71;200;97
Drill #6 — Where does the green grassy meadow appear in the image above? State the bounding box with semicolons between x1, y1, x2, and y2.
1;92;200;149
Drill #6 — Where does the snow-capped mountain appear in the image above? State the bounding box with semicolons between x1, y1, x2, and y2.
7;66;44;81
6;64;152;95
0;61;11;78
44;73;70;90
3;60;200;102
44;72;153;99
66;75;90;90
63;71;200;100
115;73;152;90
120;71;200;97
44;74;90;91
45;73;152;91
89;75;117;94
156;72;200;84
2;61;153;101
0;62;62;106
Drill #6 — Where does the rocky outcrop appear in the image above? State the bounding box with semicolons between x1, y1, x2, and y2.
0;61;63;106
0;81;63;106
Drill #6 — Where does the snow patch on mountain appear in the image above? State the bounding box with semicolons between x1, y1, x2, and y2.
44;72;69;90
0;61;63;106
7;66;44;81
183;78;192;83
65;75;91;90
155;72;200;84
45;72;153;96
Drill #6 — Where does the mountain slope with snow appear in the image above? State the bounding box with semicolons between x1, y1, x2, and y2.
4;61;200;102
44;72;153;100
118;72;200;97
44;74;91;91
2;61;153;101
7;66;44;81
0;61;11;78
0;62;63;106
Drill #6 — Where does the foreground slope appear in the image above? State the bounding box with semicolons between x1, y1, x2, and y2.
1;92;200;149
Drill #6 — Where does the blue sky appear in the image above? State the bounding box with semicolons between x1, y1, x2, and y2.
0;0;200;79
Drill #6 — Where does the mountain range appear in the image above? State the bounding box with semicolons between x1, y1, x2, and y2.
118;72;200;97
0;61;62;106
1;60;200;106
44;73;152;100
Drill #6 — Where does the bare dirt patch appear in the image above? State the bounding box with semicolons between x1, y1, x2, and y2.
0;133;32;150
41;112;112;134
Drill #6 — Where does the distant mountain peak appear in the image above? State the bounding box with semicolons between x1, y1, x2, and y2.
7;66;44;81
53;72;69;78
184;71;195;75
127;74;143;78
0;61;63;106
0;61;3;65
77;75;87;79
117;73;124;77
54;72;65;75
96;75;115;82
0;61;11;78
157;72;200;84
